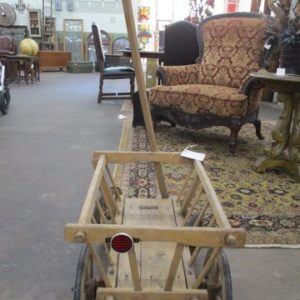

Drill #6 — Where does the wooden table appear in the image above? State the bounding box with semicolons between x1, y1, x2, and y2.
250;71;300;181
121;49;165;65
6;55;40;84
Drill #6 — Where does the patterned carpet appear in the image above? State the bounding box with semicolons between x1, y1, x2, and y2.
118;118;300;247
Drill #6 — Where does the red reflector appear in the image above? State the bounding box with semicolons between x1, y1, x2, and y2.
111;233;133;253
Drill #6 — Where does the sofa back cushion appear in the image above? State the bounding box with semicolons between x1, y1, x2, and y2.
197;13;267;88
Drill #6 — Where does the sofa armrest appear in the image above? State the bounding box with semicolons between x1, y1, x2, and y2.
240;69;269;114
239;69;267;95
157;64;199;86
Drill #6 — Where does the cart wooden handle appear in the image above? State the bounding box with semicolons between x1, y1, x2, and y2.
122;0;168;198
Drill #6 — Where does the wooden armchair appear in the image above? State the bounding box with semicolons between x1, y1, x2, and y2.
149;13;273;154
91;24;135;103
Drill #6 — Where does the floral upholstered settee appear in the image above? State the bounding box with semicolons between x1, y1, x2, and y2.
149;13;273;154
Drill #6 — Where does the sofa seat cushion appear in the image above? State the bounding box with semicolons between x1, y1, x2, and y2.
149;84;248;117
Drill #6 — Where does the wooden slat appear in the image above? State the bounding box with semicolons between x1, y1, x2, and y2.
188;218;216;267
105;165;122;202
122;0;168;198
172;199;196;289
95;200;108;224
117;198;141;289
99;179;116;224
138;198;186;290
96;288;208;300
88;244;112;287
194;161;231;228
128;247;142;291
183;186;203;225
100;176;120;215
179;176;200;216
64;224;246;247
164;244;185;291
93;151;192;165
119;198;186;290
78;155;106;224
193;202;210;227
176;168;194;204
192;247;221;289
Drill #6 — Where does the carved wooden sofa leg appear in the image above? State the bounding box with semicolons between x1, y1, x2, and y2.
229;120;242;155
253;119;264;140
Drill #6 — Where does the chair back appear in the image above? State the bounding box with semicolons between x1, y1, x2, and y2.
197;13;269;88
164;21;199;66
112;37;130;54
91;24;105;71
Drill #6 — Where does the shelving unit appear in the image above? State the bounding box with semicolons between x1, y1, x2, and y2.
28;9;41;37
41;17;56;50
40;0;57;50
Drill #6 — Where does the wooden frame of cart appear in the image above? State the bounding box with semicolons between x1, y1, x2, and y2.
64;151;246;300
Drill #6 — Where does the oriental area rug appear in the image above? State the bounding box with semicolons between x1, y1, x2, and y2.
116;117;300;248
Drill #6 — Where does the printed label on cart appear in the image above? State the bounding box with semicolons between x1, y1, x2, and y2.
181;149;206;161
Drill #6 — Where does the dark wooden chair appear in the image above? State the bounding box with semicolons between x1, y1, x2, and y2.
91;24;135;103
164;20;199;66
150;13;274;154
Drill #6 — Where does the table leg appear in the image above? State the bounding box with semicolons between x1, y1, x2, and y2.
270;93;293;157
254;92;300;181
288;94;300;178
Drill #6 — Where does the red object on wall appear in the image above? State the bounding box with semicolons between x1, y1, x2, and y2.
227;0;238;12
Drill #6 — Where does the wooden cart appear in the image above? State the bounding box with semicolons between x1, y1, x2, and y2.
64;151;246;300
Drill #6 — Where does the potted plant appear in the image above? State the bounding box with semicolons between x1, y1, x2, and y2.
185;0;215;24
268;0;300;74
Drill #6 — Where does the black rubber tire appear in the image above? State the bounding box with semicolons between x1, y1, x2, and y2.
193;248;233;300
0;89;10;115
73;245;94;300
73;244;108;300
206;249;232;300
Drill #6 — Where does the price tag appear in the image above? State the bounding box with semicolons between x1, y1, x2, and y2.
181;149;206;161
264;41;271;49
276;68;286;76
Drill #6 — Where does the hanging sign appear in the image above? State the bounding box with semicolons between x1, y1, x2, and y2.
227;0;239;12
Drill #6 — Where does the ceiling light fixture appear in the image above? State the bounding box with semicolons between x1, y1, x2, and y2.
15;0;28;13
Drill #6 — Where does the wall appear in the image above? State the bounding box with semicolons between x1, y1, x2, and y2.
5;0;142;33
5;0;253;33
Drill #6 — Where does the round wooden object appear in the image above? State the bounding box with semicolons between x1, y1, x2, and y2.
0;3;16;27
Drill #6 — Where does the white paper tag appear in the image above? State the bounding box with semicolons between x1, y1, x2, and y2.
181;149;206;161
118;114;126;120
264;41;271;49
276;68;286;76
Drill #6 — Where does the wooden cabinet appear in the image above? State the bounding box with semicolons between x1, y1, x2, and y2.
38;51;71;71
28;9;41;37
41;17;56;50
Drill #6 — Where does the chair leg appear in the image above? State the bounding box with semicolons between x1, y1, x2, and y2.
98;77;104;103
229;120;242;155
253;119;264;140
130;77;135;96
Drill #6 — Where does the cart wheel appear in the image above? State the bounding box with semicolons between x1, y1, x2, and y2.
74;246;97;300
0;90;10;115
74;245;107;300
203;249;233;300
